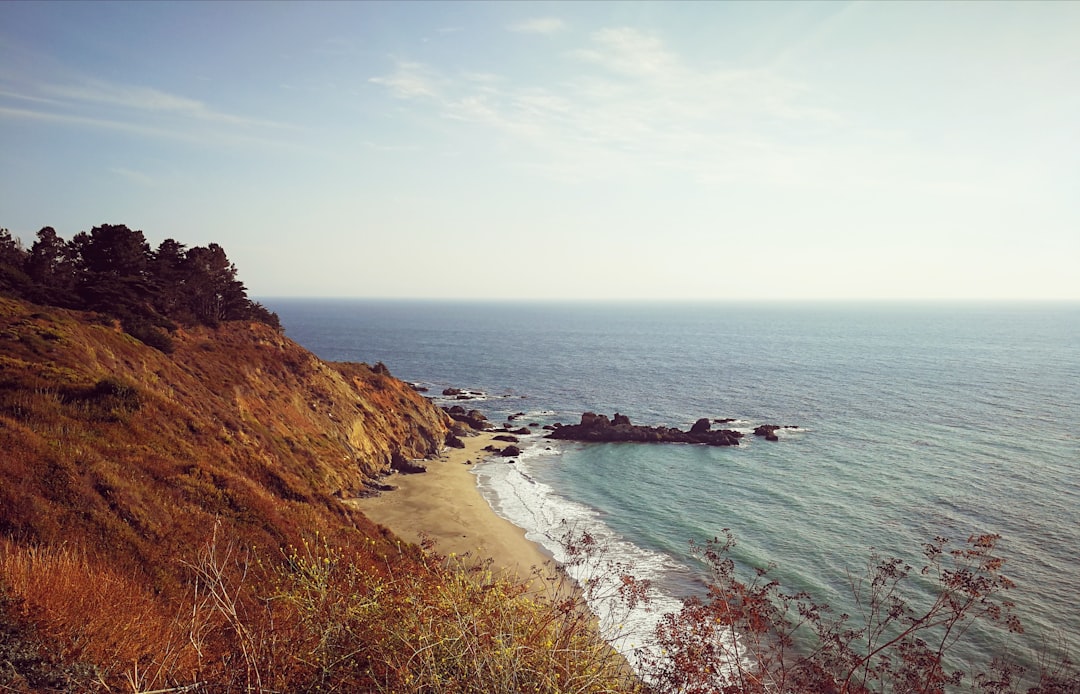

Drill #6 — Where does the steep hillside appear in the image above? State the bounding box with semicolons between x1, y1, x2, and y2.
0;295;640;693
0;294;450;586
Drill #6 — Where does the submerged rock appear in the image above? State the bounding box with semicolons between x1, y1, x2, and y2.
752;424;797;441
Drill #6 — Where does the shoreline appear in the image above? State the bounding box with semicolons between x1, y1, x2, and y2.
349;431;552;581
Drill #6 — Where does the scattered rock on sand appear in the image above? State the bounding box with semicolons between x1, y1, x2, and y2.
391;451;427;474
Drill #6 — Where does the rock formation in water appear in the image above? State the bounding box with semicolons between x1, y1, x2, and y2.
546;412;744;446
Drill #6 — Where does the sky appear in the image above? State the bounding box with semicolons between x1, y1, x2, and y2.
1;1;1078;301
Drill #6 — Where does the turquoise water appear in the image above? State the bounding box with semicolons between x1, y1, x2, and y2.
268;299;1080;671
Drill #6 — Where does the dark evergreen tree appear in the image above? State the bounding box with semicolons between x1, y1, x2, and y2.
182;243;249;326
26;227;78;307
0;222;279;336
0;228;29;294
70;224;153;317
150;238;189;320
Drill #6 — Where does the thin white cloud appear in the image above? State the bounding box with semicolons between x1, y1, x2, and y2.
573;27;678;78
369;24;1026;200
0;104;195;141
38;80;288;128
369;62;441;99
0;88;63;106
358;140;420;153
508;18;566;35
109;167;156;187
0;103;307;153
370;27;847;185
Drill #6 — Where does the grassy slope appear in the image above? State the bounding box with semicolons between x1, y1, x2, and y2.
0;296;636;693
0;295;451;581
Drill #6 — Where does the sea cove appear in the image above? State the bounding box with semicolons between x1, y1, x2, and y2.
270;299;1080;672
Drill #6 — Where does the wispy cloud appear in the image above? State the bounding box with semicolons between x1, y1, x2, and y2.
369;62;441;99
0;88;64;106
0;104;193;141
573;27;677;77
508;18;566;35
369;27;846;184
358;140;420;153
0;76;301;150
109;167;156;187
39;80;287;128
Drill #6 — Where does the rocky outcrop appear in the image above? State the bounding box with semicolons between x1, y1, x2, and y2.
442;405;492;431
690;418;712;434
547;412;744;446
391;452;428;474
442;387;484;400
753;424;799;442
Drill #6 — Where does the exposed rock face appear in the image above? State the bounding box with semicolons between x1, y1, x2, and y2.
547;412;743;447
442;405;492;431
391;456;428;474
690;418;711;434
499;445;521;457
0;295;452;578
580;412;611;428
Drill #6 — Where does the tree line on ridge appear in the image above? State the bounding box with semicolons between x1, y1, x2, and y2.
0;224;279;351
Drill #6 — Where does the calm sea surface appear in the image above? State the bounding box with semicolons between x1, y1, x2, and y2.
266;299;1080;671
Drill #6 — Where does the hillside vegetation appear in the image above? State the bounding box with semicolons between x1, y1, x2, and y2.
0;294;636;692
1;226;1074;693
0;223;636;692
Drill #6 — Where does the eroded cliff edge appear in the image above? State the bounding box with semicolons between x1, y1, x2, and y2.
0;295;450;580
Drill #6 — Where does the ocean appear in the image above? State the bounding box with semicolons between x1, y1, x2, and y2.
266;299;1080;674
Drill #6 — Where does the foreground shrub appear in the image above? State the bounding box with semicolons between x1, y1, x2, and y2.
179;529;639;693
2;529;1075;693
637;531;1078;694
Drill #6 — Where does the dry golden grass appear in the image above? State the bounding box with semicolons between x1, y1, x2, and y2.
0;539;200;691
0;296;642;692
0;529;641;693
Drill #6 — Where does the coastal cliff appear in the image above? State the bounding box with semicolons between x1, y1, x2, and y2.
0;294;637;691
0;294;450;580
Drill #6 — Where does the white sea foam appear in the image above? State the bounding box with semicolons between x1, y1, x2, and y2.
505;409;557;420
471;440;743;675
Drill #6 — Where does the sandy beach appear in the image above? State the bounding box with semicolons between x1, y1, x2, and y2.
350;431;552;580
